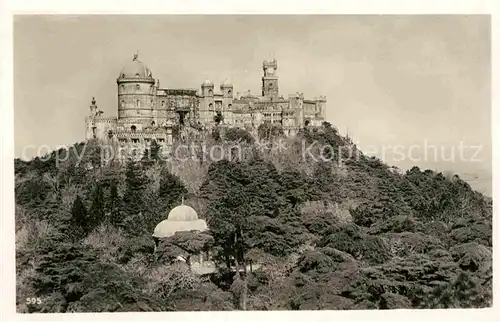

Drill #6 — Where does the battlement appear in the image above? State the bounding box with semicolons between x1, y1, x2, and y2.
116;77;155;84
263;58;277;68
288;92;304;99
165;88;198;96
85;116;118;124
115;131;169;138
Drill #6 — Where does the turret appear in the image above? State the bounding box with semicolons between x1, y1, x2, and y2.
201;79;214;97
220;78;233;98
262;58;279;98
89;97;98;116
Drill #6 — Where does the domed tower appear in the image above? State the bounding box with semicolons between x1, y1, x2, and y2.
200;80;215;125
201;79;214;97
117;53;155;121
220;78;234;125
220;78;233;98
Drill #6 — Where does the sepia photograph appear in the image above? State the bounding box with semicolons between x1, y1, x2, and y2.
5;12;494;316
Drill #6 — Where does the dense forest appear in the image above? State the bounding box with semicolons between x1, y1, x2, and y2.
15;122;492;312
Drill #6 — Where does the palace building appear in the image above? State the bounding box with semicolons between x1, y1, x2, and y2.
85;53;327;155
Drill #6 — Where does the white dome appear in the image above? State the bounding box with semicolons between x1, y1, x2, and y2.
202;79;214;86
168;205;198;221
152;204;208;238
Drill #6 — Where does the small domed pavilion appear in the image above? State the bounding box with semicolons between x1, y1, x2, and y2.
152;200;215;274
153;203;207;241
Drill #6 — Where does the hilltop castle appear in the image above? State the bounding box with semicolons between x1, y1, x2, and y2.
85;53;327;156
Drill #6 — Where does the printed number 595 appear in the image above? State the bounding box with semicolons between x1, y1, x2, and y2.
26;297;42;305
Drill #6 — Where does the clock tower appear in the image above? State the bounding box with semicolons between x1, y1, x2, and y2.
262;58;279;98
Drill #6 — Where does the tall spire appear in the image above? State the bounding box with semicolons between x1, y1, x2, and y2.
181;196;184;205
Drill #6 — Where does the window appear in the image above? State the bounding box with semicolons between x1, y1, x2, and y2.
161;101;165;108
136;84;140;91
121;100;125;108
208;89;213;96
136;100;140;107
269;83;273;88
228;104;232;109
121;84;125;91
132;139;139;143
228;90;232;96
209;103;213;110
131;125;137;132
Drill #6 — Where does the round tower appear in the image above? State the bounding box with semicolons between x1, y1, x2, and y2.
117;53;155;121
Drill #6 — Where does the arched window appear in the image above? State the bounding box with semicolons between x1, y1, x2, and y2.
121;84;125;91
121;100;125;108
228;90;232;96
269;83;273;88
136;84;140;91
131;125;137;132
209;103;213;111
136;100;140;107
208;89;213;96
228;104;232;110
161;101;165;108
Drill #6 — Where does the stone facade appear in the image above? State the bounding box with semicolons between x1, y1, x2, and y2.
85;54;327;157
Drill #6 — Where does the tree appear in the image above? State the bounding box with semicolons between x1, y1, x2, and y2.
69;195;89;239
30;237;164;312
90;183;105;221
258;123;284;141
106;181;122;226
122;160;148;217
224;128;255;144
158;168;188;212
141;140;162;167
280;168;312;207
214;111;224;125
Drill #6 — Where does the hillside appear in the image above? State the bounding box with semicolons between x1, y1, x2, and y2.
14;122;492;312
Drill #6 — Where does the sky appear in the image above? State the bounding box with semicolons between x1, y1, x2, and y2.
13;15;491;195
